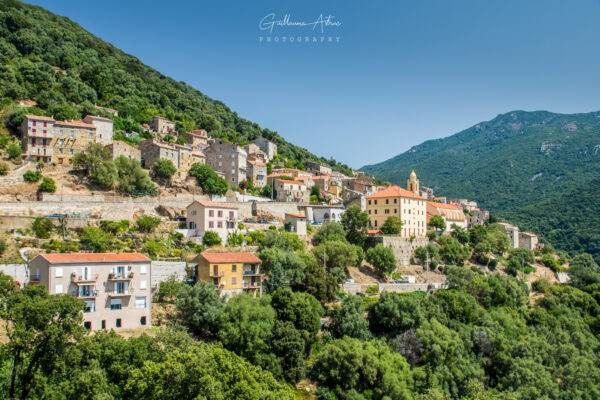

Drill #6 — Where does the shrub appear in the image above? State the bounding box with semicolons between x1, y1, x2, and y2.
38;177;56;192
0;239;7;255
136;215;161;233
381;216;402;235
23;170;42;182
31;217;54;239
0;162;9;176
152;159;177;179
365;285;379;295
6;143;22;160
203;230;222;247
157;274;185;303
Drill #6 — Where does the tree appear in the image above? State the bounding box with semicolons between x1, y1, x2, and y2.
381;216;402;235
218;294;275;367
506;247;535;277
329;295;371;340
414;242;439;265
341;205;368;246
31;217;53;239
38;177;56;192
152;159;177;179
136;215;161;233
226;231;244;247
298;252;338;303
4;284;85;400
73;143;110;175
569;253;600;291
437;235;469;264
311;185;323;202
114;156;156;197
22;170;42;182
271;287;323;339
203;230;222;247
6;143;22;161
312;240;359;271
260;184;272;198
270;320;306;382
188;163;228;195
313;337;413;399
176;281;224;338
428;215;446;233
258;248;306;291
91;160;118;188
312;222;347;246
156;274;185;303
366;244;397;275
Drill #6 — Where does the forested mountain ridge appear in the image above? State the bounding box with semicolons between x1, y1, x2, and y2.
361;110;600;258
0;0;352;174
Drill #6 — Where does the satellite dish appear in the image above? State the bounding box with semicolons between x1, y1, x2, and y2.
221;281;226;286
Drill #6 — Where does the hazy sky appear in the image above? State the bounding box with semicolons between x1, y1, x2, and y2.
26;0;600;168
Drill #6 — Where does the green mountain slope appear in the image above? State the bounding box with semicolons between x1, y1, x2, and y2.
361;110;600;257
0;0;352;175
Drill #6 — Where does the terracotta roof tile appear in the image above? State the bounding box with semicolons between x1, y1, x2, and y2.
276;179;306;185
200;252;261;263
367;185;424;200
25;114;54;122
285;213;307;218
188;200;238;209
39;253;150;263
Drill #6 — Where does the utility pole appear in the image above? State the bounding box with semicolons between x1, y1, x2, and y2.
426;250;430;282
522;255;525;282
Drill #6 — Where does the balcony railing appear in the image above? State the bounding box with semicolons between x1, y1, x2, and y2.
209;271;224;277
72;289;98;298
242;270;263;276
108;272;133;280
71;273;98;283
243;282;262;289
108;288;134;297
27;147;53;156
28;129;54;138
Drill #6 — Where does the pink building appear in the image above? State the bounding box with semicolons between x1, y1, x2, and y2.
186;201;239;240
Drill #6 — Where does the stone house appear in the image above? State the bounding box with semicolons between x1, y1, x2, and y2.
181;129;210;146
252;137;277;161
83;115;114;145
204;139;248;187
106;141;141;162
285;213;307;236
274;178;309;203
304;161;332;175
149;116;176;134
247;159;267;188
29;253;152;331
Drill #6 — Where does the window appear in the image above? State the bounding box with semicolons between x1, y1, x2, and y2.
385;209;390;214
84;321;92;330
218;211;223;217
374;220;378;227
55;284;63;294
386;199;389;204
232;264;237;272
116;319;122;328
374;210;377;214
140;316;147;326
101;320;106;329
140;265;147;274
110;298;122;310
70;130;74;138
232;277;237;285
232;161;235;166
209;210;214;217
231;169;235;175
55;267;63;277
394;199;397;204
229;211;234;219
59;148;63;154
32;128;36;133
374;200;378;205
33;121;36;126
394;209;397;213
140;280;147;289
135;297;146;309
43;122;47;127
217;221;223;228
70;149;73;155
209;221;214;228
84;300;95;313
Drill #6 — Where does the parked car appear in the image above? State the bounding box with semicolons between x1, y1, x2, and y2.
345;278;355;284
258;219;268;224
245;218;256;223
46;213;64;218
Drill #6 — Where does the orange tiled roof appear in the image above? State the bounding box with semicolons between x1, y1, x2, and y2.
25;114;54;121
248;160;266;166
285;213;307;218
84;115;113;122
40;253;150;263
200;252;261;263
189;200;238;209
367;185;424;200
54;120;96;129
367;229;383;235
276;179;306;185
427;201;463;211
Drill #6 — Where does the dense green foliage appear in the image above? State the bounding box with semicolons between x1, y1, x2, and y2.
381;216;402;235
135;215;161;233
202;230;222;247
188;163;228;195
22;169;40;182
37;176;55;192
366;244;397;275
0;0;351;174
31;216;53;238
362;110;600;262
152;158;176;179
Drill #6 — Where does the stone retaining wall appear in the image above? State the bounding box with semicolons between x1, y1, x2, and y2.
341;282;429;295
0;264;29;286
382;236;430;266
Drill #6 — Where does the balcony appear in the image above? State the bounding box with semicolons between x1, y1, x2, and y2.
108;288;134;297
28;129;54;138
243;281;262;289
72;289;98;298
209;271;224;278
27;146;53;157
242;270;263;276
71;273;98;284
108;272;133;281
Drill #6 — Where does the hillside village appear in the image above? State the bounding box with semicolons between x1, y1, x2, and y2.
0;107;569;332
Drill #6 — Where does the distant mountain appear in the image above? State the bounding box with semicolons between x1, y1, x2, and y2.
0;0;352;175
361;110;600;259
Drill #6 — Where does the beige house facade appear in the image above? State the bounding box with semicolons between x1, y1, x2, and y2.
106;141;141;161
83;115;114;145
149;116;175;134
29;253;152;331
191;252;263;297
204;140;248;187
274;178;309;203
367;185;427;237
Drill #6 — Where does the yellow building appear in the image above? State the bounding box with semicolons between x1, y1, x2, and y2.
191;252;264;297
366;180;427;237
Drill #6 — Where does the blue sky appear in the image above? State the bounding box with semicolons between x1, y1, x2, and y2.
26;0;600;168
